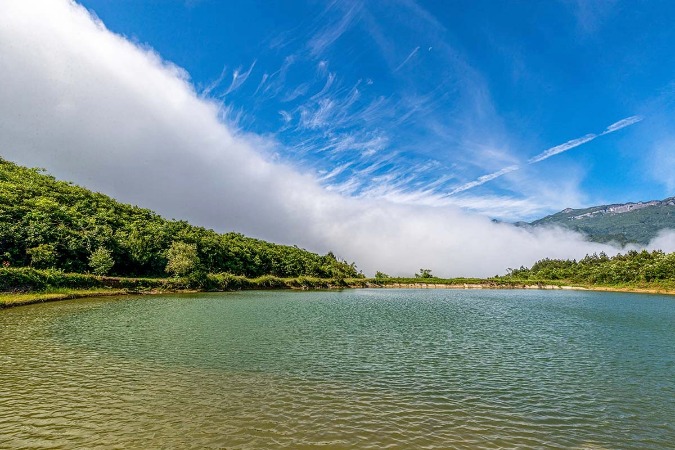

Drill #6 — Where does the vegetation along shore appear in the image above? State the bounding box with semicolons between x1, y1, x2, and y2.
2;156;675;309
3;261;675;309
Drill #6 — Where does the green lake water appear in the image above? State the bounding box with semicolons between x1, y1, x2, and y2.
0;289;673;449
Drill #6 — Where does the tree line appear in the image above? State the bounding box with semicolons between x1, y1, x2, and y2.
0;158;360;279
501;250;675;284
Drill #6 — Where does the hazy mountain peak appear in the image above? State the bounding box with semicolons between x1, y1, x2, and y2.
529;197;675;245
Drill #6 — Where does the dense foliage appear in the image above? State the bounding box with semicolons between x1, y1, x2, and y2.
0;268;356;303
0;158;360;278
501;250;675;284
0;267;102;292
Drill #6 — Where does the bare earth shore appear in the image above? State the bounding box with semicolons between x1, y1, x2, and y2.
2;282;674;310
361;282;675;296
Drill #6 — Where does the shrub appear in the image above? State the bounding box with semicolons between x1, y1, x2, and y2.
0;267;101;292
165;241;199;276
27;244;57;269
89;247;114;275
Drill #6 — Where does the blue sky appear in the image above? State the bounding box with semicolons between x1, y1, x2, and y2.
3;0;675;275
76;0;675;220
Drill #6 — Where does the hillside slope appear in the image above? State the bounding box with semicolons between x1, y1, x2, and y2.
528;197;675;245
0;157;359;278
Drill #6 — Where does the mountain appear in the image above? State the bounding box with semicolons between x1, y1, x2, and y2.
527;197;675;245
0;157;360;278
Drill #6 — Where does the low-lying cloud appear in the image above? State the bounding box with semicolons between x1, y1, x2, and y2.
0;0;672;277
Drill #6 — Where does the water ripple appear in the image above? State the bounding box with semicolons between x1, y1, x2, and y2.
0;289;673;448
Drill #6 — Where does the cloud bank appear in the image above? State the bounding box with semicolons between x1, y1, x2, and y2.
0;0;671;277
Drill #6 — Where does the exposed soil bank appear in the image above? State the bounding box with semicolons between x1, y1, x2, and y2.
353;281;675;296
3;281;673;310
353;282;574;290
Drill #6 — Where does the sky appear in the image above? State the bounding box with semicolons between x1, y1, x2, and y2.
75;0;675;219
1;0;674;277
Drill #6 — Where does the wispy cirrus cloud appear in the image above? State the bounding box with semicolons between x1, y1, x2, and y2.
310;71;336;100
394;46;420;72
602;115;643;134
223;60;256;96
253;73;269;96
187;0;507;217
524;115;642;164
307;1;363;57
278;110;292;123
7;0;674;280
160;0;649;222
442;115;644;199
527;133;597;163
446;165;520;196
200;64;228;97
254;55;295;99
281;82;310;102
297;82;362;130
529;115;642;164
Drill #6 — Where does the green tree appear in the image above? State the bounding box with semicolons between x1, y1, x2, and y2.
165;241;199;276
374;271;390;279
88;247;114;275
27;244;57;269
0;157;363;279
415;268;433;278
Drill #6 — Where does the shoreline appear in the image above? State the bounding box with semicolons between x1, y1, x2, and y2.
583;285;675;296
0;288;201;309
356;282;675;296
2;282;674;310
356;282;675;294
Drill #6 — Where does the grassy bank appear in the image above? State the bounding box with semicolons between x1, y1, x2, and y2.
0;268;355;308
0;288;131;308
3;268;674;309
581;280;675;295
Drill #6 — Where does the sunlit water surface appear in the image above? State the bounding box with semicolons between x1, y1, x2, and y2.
0;289;673;449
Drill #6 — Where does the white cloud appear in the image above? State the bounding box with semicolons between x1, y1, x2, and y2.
441;115;643;200
310;72;336;100
602;115;643;134
223;60;256;96
307;1;362;57
0;0;647;277
446;165;519;196
200;64;228;97
278;110;292;123
253;73;269;96
527;115;642;164
646;229;675;253
394;46;420;72
528;134;597;163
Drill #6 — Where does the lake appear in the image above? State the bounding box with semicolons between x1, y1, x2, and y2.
1;289;673;449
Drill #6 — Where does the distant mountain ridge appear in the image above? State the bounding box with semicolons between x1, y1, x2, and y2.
526;197;675;245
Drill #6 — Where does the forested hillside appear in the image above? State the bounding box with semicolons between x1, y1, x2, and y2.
526;198;675;245
0;158;360;278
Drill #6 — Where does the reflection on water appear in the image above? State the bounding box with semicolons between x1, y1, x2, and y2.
1;289;673;448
